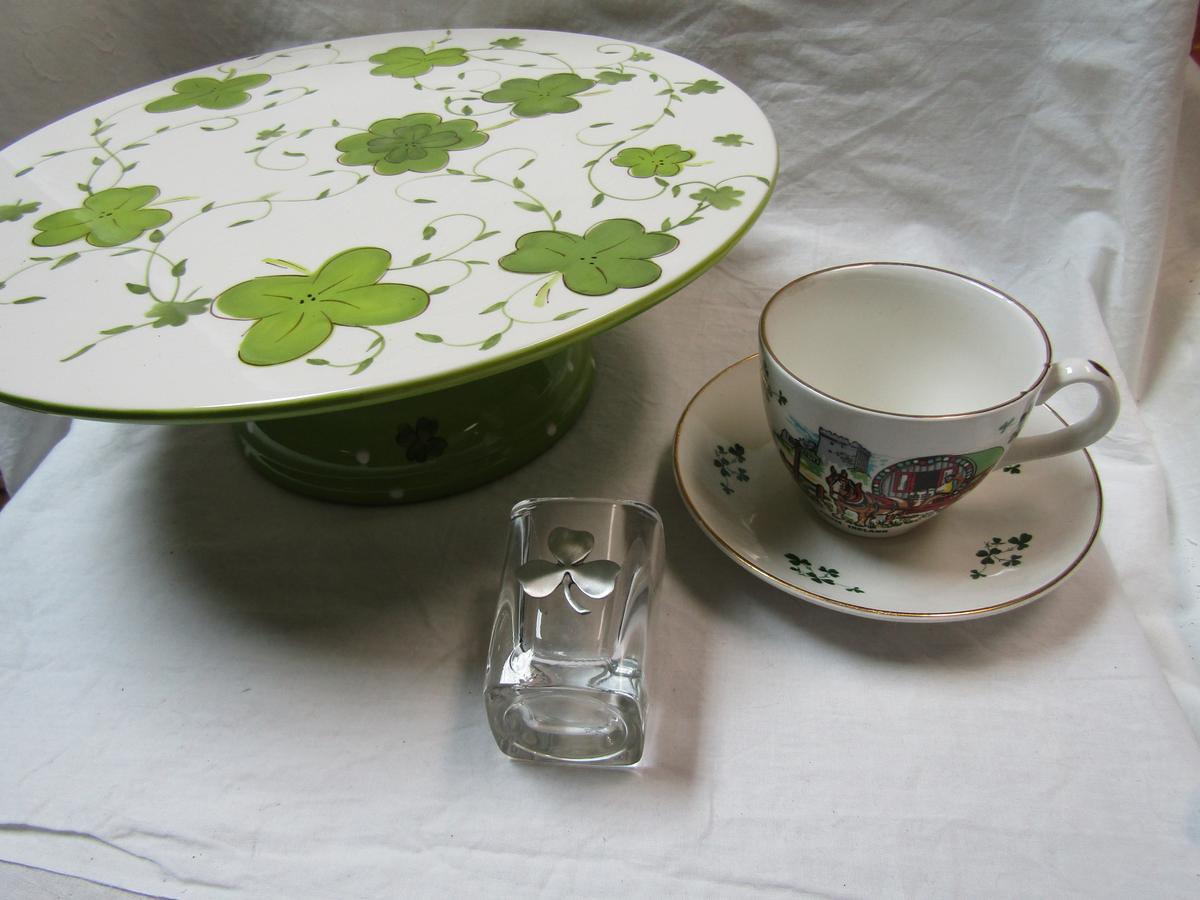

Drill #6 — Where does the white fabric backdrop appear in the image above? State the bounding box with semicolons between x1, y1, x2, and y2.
2;1;1199;897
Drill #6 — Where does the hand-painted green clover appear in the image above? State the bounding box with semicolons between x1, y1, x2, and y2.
32;186;172;248
682;79;723;95
368;46;467;78
490;37;524;49
595;70;635;85
612;144;694;178
215;248;429;366
691;185;744;210
629;51;654;62
499;218;679;297
256;124;286;141
145;74;271;113
0;199;40;223
481;73;595;118
396;417;447;462
714;133;750;147
146;298;211;327
334;113;487;176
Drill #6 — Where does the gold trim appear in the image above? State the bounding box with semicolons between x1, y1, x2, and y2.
672;355;1103;621
758;262;1054;421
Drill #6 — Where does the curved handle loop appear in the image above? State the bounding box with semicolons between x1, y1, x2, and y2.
1004;359;1120;464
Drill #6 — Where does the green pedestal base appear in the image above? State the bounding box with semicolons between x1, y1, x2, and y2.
236;342;594;504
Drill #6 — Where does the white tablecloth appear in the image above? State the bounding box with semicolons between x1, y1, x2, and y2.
3;2;1199;897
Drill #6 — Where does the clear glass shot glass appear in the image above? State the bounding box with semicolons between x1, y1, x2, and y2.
484;498;664;766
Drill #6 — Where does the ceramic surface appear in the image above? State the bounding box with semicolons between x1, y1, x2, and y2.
0;29;776;422
674;356;1103;620
758;263;1118;536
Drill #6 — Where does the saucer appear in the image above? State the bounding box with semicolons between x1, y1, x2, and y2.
673;356;1103;621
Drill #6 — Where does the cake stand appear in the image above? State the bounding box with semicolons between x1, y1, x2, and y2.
0;29;776;502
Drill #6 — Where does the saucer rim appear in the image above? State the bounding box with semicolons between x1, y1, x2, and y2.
672;354;1104;621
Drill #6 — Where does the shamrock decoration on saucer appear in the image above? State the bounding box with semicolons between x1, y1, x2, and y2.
215;247;429;366
499;218;678;296
516;527;621;615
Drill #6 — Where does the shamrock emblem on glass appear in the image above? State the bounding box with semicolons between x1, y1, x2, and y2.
515;527;621;615
485;498;663;766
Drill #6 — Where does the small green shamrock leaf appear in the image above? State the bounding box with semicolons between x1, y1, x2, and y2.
256;124;286;141
215;247;429;366
595;70;635;85
145;297;211;328
629;51;653;61
145;74;271;113
713;133;750;147
396;417;447;461
490;37;524;49
368;46;468;78
498;218;678;297
690;185;744;210
682;78;723;95
612;144;695;178
32;186;171;248
481;73;596;117
334;113;487;176
0;199;40;223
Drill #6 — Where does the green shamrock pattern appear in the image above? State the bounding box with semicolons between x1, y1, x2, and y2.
784;554;865;594
682;79;723;95
215;248;429;365
1;31;772;372
32;186;171;248
499;219;678;296
612;144;695;178
368;46;468;78
334;113;488;176
482;73;596;117
969;534;1033;579
0;200;40;223
690;186;743;210
145;74;271;113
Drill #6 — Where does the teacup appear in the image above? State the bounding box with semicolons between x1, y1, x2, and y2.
758;262;1120;537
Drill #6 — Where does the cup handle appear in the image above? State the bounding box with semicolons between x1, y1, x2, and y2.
1004;359;1120;464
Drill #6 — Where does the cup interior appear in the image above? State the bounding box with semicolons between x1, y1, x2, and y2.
761;264;1050;416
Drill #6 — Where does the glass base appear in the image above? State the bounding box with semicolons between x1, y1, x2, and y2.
486;684;644;766
235;342;594;504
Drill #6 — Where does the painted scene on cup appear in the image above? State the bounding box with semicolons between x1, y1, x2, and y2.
763;371;1009;534
770;423;1004;533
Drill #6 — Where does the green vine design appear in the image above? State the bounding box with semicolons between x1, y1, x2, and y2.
784;554;866;594
969;534;1032;579
714;443;749;494
1;30;772;371
570;47;768;230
